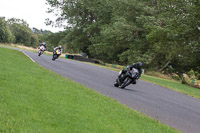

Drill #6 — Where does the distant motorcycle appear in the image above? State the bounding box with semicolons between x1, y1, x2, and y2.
52;49;61;61
114;68;139;89
38;45;45;56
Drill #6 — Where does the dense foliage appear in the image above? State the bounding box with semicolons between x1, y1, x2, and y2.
0;16;65;52
0;17;39;47
0;17;14;43
1;0;200;77
45;0;200;76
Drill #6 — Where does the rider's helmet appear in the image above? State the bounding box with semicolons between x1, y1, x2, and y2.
42;42;46;45
58;45;62;49
136;62;143;69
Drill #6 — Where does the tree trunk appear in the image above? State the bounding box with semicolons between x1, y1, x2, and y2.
159;60;171;72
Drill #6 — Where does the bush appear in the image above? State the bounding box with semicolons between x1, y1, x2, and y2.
181;72;200;89
171;73;181;81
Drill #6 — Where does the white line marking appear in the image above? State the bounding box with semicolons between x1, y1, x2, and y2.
22;51;35;63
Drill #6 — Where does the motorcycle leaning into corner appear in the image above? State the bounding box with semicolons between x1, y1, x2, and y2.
52;49;61;61
38;45;45;56
114;68;139;89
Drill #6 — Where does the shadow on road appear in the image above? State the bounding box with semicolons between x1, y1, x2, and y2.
113;86;142;93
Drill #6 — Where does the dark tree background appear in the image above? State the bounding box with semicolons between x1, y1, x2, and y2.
1;0;200;77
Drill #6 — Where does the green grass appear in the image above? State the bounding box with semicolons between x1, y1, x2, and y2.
0;47;179;132
141;75;200;99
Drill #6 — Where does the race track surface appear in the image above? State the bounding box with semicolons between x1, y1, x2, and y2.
9;48;200;133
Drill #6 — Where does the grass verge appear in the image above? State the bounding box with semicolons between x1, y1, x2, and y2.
0;47;179;132
141;75;200;99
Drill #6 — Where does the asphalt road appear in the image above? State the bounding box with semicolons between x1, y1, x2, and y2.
12;48;200;133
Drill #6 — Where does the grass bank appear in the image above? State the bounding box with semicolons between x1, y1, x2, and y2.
0;47;179;132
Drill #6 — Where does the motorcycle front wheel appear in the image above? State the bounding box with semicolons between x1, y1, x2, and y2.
120;77;132;89
52;54;57;61
114;81;119;87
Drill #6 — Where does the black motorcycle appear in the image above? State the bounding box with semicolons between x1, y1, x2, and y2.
52;49;61;61
114;68;139;89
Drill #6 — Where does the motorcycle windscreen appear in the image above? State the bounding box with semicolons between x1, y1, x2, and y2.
130;68;138;78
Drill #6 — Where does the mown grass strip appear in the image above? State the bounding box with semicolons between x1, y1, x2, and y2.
141;75;200;99
0;47;179;132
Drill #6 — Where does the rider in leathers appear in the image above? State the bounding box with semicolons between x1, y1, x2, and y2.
118;62;143;85
38;42;46;51
53;45;62;54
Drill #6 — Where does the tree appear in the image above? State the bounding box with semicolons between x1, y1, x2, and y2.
145;0;200;72
30;33;39;48
46;0;113;55
8;18;38;47
0;17;14;43
46;0;200;74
